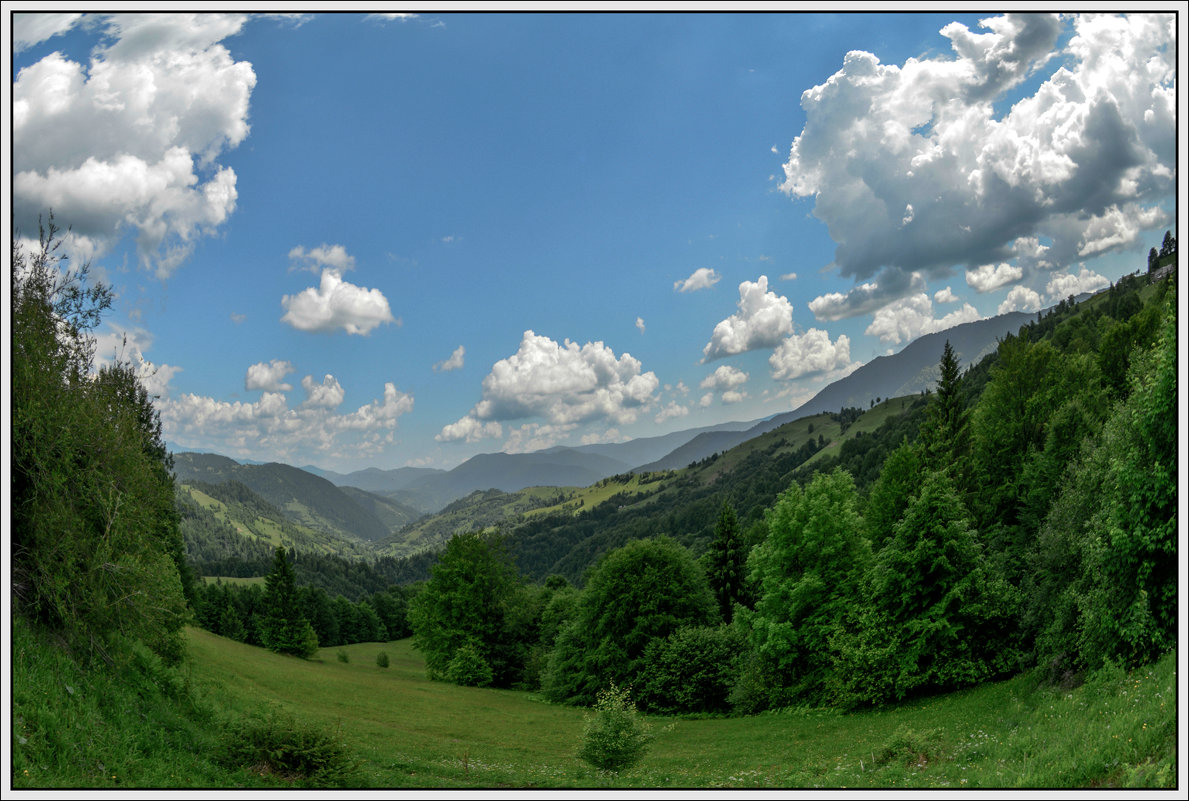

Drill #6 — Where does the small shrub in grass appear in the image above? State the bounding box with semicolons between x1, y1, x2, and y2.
216;711;357;787
578;684;652;773
376;651;389;668
336;650;349;664
876;725;944;768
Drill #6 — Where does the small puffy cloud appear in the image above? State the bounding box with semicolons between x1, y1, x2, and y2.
436;416;503;444
934;286;959;304
160;379;413;464
865;293;983;345
769;329;853;381
439;330;660;444
301;374;345;408
966;262;1024;293
12;13;256;276
1045;266;1109;301
779;271;798;281
700;365;749;391
636;316;646;334
289;243;355;273
281;268;396;335
245;359;294;392
434;345;466;372
780;13;1174;318
674;267;721;293
702;275;794;362
721;390;748;404
654;401;690;424
998;285;1043;314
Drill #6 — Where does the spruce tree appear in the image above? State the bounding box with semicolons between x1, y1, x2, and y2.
705;500;748;622
261;547;318;658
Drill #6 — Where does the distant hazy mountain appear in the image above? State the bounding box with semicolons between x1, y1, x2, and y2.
172;453;392;542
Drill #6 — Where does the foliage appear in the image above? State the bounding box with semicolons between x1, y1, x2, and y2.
12;216;189;665
260;548;319;658
446;641;495;687
838;470;1020;707
704;500;750;622
376;651;390;668
543;536;717;706
408;532;525;686
577;684;653;773
741;469;871;707
216;711;358;787
636;625;743;715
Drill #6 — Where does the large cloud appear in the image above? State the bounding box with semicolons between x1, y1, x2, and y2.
784;13;1176;318
281;268;396;335
438;330;660;443
12;13;256;276
702;275;794;361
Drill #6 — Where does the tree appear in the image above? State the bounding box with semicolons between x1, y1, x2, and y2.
918;340;970;473
577;684;653;773
704;500;749;622
12;216;189;664
543;536;717;706
844;471;1019;705
740;469;871;706
261;548;318;658
407;532;524;686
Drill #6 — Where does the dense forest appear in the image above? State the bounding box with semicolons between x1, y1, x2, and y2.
11;217;1179;722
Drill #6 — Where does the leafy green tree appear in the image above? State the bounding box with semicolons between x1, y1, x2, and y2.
12;217;189;664
408;532;524;686
862;439;924;548
740;469;871;706
704;500;750;622
842;471;1019;706
1078;290;1177;668
261;548;318;658
636;625;743;714
543;536;716;706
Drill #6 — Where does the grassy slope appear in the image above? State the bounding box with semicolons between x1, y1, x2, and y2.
178;628;1178;790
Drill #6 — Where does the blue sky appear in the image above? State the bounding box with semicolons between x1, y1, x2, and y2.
8;10;1182;472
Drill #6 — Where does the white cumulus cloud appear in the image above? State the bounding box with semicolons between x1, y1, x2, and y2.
245;359;294;392
281;268;396;335
769;329;854;381
1045;266;1109;301
966;262;1024;293
289;243;356;273
434;345;466;372
438;330;659;444
674;267;721;293
865;293;983;345
780;13;1175;318
301;374;345;408
998;285;1043;314
12;13;256;276
700;365;749;391
702;275;794;362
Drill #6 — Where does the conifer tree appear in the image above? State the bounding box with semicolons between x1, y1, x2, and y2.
705;500;748;622
261;547;318;658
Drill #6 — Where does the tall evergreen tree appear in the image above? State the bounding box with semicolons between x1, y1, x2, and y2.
261;547;318;658
918;340;970;473
705;500;749;622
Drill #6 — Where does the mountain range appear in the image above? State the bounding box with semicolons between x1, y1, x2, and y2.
174;307;1037;553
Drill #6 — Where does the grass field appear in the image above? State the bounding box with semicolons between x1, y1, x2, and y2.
181;628;1179;790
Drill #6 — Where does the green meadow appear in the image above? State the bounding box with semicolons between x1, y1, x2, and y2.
16;617;1174;790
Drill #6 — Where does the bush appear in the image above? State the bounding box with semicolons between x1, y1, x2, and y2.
376;651;389;668
336;650;349;664
637;625;742;714
216;711;357;786
578;684;652;773
446;642;493;687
